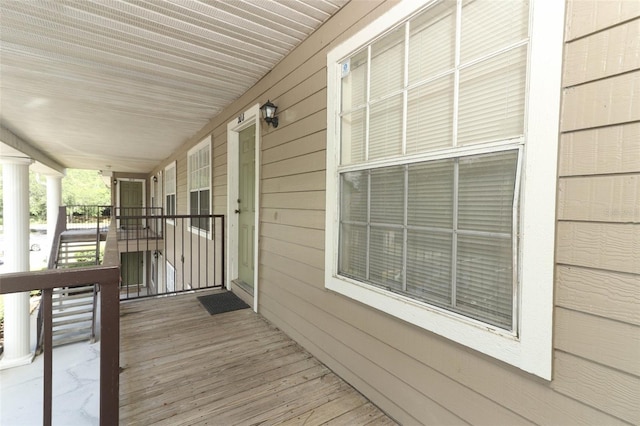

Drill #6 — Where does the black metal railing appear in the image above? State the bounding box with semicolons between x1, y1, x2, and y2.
114;208;225;300
65;205;111;232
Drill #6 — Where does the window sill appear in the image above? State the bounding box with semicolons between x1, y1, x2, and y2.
325;273;550;380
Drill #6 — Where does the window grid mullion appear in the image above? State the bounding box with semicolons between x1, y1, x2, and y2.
402;165;408;292
451;159;459;308
365;45;372;162
365;170;371;281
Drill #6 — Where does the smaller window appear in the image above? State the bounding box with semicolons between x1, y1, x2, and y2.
188;137;212;235
165;162;176;224
166;261;175;292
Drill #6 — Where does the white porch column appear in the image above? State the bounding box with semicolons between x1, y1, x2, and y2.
46;174;63;253
1;157;34;369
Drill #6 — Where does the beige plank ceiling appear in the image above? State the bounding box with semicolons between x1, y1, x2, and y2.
0;0;347;172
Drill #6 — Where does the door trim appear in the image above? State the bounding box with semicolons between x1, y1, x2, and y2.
227;103;261;312
116;178;146;229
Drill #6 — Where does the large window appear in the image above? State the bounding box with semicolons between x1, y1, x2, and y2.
326;0;564;379
188;137;211;234
165;162;176;223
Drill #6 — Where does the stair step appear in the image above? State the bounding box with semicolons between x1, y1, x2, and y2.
51;294;94;304
52;307;93;318
59;247;94;250
45;236;97;347
59;249;97;255
52;315;93;327
50;298;93;309
52;333;93;347
52;285;94;294
53;324;92;336
60;240;97;245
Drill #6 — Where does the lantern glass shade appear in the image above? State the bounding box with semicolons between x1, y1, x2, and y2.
260;100;277;120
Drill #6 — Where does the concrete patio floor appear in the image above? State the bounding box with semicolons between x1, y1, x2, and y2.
0;340;100;425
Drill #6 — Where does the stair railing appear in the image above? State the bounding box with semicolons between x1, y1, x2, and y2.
37;206;69;354
1;216;121;426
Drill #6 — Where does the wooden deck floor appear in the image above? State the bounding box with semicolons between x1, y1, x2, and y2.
119;290;397;425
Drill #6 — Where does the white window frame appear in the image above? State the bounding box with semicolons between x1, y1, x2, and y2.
166;261;175;293
187;136;212;238
164;161;176;225
325;0;564;380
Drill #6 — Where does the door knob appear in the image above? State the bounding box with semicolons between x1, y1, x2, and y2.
235;209;241;214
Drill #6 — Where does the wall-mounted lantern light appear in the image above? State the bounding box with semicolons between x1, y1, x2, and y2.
260;100;279;128
153;176;158;183
113;179;118;185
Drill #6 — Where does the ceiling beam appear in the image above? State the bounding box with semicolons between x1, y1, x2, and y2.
0;126;66;175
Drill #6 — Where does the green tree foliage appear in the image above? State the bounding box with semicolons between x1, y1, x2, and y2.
0;167;111;223
62;169;110;206
30;171;47;221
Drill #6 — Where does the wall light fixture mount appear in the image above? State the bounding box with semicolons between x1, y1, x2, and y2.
260;100;279;128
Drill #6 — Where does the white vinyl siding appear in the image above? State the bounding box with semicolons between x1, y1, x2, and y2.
326;0;564;379
188;138;211;235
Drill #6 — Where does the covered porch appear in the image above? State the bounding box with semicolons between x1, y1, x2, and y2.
120;290;395;425
1;289;395;425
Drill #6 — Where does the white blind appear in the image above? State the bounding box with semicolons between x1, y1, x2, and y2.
166;262;175;292
407;159;454;228
338;151;519;327
456;234;512;328
165;165;176;195
369;94;403;160
336;0;529;330
408;0;456;84
341;50;367;111
369;167;405;290
406;75;454;153
341;109;366;165
370;26;405;101
460;0;529;64
189;145;210;191
458;151;517;233
458;46;527;145
407;230;452;305
369;227;403;291
455;151;517;328
339;223;367;279
339;171;368;279
341;170;368;223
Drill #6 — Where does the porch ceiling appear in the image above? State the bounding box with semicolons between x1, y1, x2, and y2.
0;0;347;173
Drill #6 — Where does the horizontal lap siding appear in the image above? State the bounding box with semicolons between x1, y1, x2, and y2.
151;0;639;424
253;0;638;423
556;2;640;424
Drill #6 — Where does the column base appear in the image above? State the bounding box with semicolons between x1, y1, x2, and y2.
0;352;35;370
